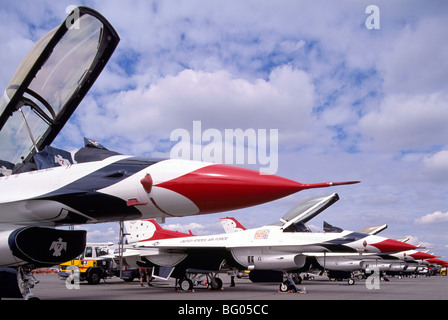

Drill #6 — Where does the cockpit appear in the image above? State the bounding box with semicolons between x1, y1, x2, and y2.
278;193;340;232
0;7;119;174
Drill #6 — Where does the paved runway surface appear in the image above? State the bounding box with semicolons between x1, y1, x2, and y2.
4;274;446;318
17;273;448;300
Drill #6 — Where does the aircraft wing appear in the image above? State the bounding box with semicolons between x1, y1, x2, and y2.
0;7;119;166
119;241;230;278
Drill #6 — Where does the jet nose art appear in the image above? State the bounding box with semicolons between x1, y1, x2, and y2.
155;164;312;214
370;238;418;253
409;251;436;260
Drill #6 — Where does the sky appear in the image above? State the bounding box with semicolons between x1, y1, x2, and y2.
1;1;447;259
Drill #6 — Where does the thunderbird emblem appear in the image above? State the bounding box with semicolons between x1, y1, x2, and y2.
49;238;67;257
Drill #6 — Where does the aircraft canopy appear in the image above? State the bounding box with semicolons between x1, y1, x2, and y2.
0;7;119;166
280;193;339;232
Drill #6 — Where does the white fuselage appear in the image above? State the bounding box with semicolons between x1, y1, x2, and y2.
123;225;404;271
0;156;219;225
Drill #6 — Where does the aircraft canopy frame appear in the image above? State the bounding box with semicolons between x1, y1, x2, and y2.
0;7;119;165
280;193;340;231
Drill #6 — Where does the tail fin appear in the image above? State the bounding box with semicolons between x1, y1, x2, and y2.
219;217;246;233
124;219;195;243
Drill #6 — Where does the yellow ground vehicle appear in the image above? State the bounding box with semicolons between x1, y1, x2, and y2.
58;243;116;284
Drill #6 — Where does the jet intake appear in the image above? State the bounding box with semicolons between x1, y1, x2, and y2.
293;254;307;269
1;227;86;267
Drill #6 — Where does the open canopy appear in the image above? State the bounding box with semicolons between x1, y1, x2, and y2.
0;7;119;166
280;193;340;232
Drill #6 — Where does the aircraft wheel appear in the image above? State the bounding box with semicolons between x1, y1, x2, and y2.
347;278;355;285
210;277;223;290
179;278;193;292
279;282;289;292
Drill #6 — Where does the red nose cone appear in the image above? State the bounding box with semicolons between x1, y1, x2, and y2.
156;164;304;213
426;258;448;266
409;252;436;260
371;239;418;253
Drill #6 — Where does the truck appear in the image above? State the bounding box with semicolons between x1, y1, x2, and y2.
58;243;139;284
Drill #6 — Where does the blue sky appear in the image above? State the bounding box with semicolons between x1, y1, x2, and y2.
1;1;448;259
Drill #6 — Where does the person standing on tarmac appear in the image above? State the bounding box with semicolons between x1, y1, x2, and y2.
139;268;152;287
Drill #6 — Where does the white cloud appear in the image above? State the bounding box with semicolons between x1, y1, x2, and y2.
164;222;205;235
422;150;448;181
415;211;448;225
359;92;448;152
71;65;317;156
71;225;119;244
377;16;448;95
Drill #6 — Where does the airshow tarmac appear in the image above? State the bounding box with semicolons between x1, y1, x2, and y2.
8;273;448;301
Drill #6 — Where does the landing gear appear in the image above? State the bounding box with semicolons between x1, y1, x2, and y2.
279;273;300;293
210;277;223;290
293;274;302;284
279;281;290;292
279;279;300;292
179;278;194;291
278;272;307;294
177;273;224;292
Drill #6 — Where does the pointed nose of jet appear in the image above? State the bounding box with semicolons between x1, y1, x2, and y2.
369;239;418;253
156;163;359;214
426;258;448;266
409;251;437;260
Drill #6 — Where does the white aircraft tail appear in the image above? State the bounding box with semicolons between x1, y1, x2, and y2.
219;217;246;233
124;220;159;243
124;219;195;243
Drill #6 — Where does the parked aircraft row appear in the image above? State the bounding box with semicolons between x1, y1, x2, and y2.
117;193;446;292
0;6;444;300
218;217;447;284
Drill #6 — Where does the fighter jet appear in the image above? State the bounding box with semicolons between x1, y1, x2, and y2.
118;193;418;291
0;7;358;299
